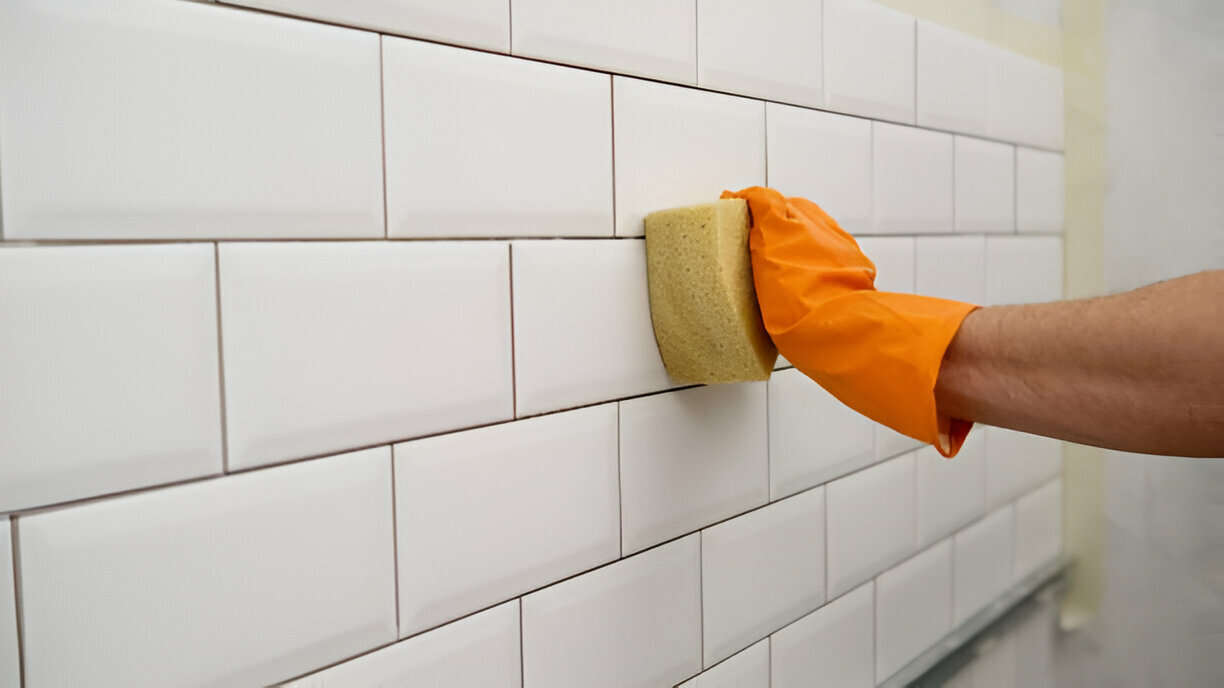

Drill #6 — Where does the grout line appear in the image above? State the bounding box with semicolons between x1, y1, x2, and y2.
389;446;402;637
912;19;919;125
518;598;526;686
873;571;880;686
507;244;518;418
507;0;513;53
10;518;26;688
378;36;390;239
212;243;230;473
697;530;706;670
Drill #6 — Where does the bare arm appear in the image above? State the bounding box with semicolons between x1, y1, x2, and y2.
935;270;1224;457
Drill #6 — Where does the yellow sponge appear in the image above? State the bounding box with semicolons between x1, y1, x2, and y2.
644;198;777;383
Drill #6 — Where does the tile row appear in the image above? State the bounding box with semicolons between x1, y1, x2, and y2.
224;0;1064;149
0;0;1064;241
0;235;1064;512
5;437;1062;687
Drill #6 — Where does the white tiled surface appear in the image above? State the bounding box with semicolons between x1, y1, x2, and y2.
954;505;1016;624
955;137;1016;234
986;427;1064;508
19;447;397;688
701;488;826;666
619;383;769;554
916;235;987;303
511;0;697;84
227;0;510;51
613;77;765;237
512;239;672;415
770;582;875;688
383;38;613;238
394;405;620;636
916;21;993;136
872;123;954;234
826;454;916;597
854;237;916;294
0;0;383;240
1015;479;1064;579
876;540;954;682
285;601;521;688
0;2;1067;681
697;0;822;106
986;236;1065;305
679;639;770;688
0;519;16;688
0;245;222;512
823;0;916;124
768;368;874;499
990;52;1065;150
219;242;513;470
1016;148;1067;233
767;104;873;232
521;535;702;688
915;430;987;546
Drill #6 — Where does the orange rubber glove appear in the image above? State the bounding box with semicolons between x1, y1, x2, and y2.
722;186;979;457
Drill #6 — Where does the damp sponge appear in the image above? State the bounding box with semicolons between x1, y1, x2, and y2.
644;198;778;383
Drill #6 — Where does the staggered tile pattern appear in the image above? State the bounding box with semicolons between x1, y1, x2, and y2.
0;0;1066;685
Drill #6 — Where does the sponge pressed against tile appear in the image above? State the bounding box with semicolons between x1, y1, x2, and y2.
644;199;778;383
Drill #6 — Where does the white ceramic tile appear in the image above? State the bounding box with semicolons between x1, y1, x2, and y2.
682;639;770;688
985;427;1063;508
226;0;509;51
19;447;397;688
395;405;619;636
854;237;915;294
953;505;1015;624
768;368;874;500
875;540;954;682
823;0;916;124
613;77;765;237
916;430;986;546
767;104;872;232
521;535;702;688
826;453;916;597
702;488;825;666
284;601;521;688
0;519;16;688
1016;148;1066;233
0;0;382;240
874;426;925;462
1014;479;1063;579
916;21;993;136
620;384;768;554
698;0;822;106
990;50;1064;150
916;235;987;303
0;245;222;512
512;0;697;84
383;38;612;238
955;137;1016;234
511;239;673;415
770;582;874;688
219;242;512;470
986;236;1064;305
872;123;954;234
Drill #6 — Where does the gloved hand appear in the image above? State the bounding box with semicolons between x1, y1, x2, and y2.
722;186;979;457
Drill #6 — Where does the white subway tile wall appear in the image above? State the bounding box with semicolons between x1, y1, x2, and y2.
285;601;522;688
612;76;766;237
0;0;1066;684
872;122;954;234
771;582;875;688
394;404;620;636
701;488;826;666
619;383;769;554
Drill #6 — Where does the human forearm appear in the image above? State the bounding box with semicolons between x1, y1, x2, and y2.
935;271;1224;456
